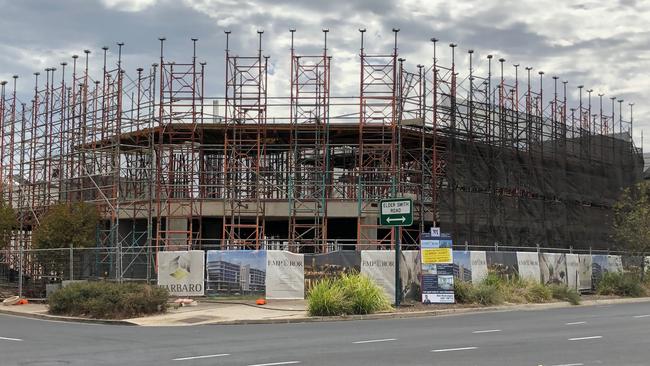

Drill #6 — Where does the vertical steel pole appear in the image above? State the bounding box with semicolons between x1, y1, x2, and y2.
18;247;23;298
69;245;74;281
395;225;401;307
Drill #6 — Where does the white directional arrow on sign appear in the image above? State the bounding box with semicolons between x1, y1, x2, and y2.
386;216;406;223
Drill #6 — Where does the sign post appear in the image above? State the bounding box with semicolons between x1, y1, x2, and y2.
380;198;412;307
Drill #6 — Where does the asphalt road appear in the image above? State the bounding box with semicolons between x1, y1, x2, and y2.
1;301;650;366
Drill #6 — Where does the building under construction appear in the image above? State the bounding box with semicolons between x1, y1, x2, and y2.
0;30;644;274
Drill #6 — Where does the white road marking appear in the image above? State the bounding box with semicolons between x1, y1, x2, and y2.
173;353;230;361
431;346;478;353
568;336;602;341
472;329;501;334
353;338;397;344
565;321;586;325
633;314;650;318
0;336;22;342
247;362;301;366
550;363;584;366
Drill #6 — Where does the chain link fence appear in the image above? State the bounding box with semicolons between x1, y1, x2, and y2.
0;241;631;299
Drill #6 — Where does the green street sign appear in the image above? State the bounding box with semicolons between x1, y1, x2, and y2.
379;198;413;226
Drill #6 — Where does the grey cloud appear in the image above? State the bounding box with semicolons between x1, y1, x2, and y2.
0;0;647;150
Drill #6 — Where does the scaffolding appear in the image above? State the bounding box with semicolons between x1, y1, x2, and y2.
0;30;643;278
288;29;331;252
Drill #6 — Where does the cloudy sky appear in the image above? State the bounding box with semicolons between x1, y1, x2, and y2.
0;0;648;152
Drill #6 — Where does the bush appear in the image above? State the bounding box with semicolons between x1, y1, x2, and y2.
453;280;474;304
48;282;168;319
307;278;349;316
307;274;391;316
597;272;647;297
472;283;504;306
525;283;553;303
549;284;581;305
453;273;577;306
453;279;504;305
499;277;530;304
481;272;504;288
338;273;391;315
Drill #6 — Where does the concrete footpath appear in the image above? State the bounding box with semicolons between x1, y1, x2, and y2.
1;297;650;326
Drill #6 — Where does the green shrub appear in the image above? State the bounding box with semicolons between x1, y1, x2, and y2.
453;280;475;304
481;272;505;288
549;284;581;305
307;274;391;316
500;277;531;304
48;281;168;319
597;272;647;297
472;283;503;306
338;273;391;315
307;278;349;316
525;283;553;303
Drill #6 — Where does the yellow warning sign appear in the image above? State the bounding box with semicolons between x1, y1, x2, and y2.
422;248;452;264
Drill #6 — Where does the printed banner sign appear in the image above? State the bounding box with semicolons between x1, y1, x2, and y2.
421;234;455;304
360;250;420;304
266;251;304;300
399;250;422;302
539;253;568;286
453;251;472;283
516;252;541;283
206;250;266;296
565;254;579;290
608;255;623;273
470;251;488;284
486;252;519;279
304;251;361;293
361;251;395;303
592;254;608;290
577;254;593;291
157;250;205;296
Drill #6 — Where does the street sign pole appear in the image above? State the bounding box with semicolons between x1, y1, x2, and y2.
395;225;401;307
380;198;412;308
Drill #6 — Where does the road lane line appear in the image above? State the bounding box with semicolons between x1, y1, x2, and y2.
247;362;300;366
568;336;602;341
565;321;586;325
633;314;650;318
431;346;478;353
0;336;22;342
550;363;584;366
173;353;230;361
472;329;501;334
353;338;397;344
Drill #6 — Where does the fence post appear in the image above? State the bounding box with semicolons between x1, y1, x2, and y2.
18;247;23;298
69;245;74;281
495;242;499;252
569;246;573;254
464;240;468;252
536;243;540;253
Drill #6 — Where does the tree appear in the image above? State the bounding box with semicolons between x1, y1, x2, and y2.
32;202;100;278
0;201;17;250
613;181;650;280
32;202;99;250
